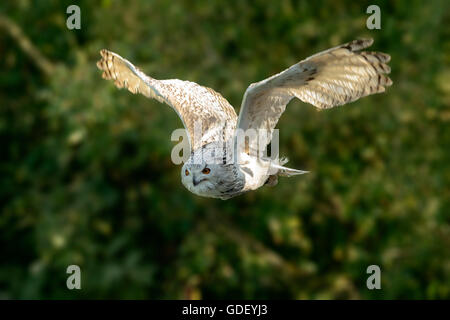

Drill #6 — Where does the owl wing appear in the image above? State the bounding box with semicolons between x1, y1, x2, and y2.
236;39;392;156
97;49;237;151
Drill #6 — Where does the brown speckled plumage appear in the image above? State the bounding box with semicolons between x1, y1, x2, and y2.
97;49;237;151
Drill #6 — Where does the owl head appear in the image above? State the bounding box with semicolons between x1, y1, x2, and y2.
180;143;242;199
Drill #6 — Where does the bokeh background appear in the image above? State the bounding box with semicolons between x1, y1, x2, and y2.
0;0;449;299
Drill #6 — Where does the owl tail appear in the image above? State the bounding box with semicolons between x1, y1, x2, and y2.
269;157;309;177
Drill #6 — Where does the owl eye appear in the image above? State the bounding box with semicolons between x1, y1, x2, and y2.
202;168;211;174
185;169;189;176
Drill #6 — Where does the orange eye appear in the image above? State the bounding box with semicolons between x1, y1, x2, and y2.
202;168;211;174
185;169;189;176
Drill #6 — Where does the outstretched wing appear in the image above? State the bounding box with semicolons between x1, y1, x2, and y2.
97;49;237;151
236;39;392;155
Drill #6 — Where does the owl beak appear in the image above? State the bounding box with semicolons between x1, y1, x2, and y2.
193;177;201;186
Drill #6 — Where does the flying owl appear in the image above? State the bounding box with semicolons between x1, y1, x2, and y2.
96;39;392;200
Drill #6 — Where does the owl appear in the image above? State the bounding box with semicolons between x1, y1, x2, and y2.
97;39;392;200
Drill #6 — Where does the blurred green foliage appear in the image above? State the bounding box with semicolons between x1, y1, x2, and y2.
0;0;449;299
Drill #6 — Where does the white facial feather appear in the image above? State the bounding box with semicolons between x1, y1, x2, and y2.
181;144;245;199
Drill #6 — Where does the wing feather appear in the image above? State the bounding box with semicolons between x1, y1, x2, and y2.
236;39;392;155
97;49;237;151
